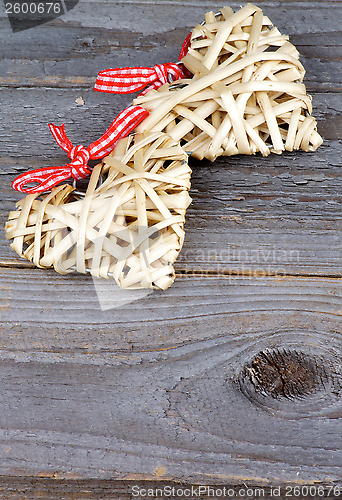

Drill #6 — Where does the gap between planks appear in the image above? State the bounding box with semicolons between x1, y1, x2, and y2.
0;80;341;93
1;259;342;280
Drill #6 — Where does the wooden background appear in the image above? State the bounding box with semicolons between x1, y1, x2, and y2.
1;0;342;497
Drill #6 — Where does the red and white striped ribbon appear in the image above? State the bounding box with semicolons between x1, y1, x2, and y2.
94;33;193;95
12;105;149;194
178;33;192;61
94;63;186;95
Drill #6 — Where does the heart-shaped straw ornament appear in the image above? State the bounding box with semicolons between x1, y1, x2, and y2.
134;3;323;160
6;3;323;290
6;133;191;290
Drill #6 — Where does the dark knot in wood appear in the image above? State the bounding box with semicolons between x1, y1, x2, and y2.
241;349;329;400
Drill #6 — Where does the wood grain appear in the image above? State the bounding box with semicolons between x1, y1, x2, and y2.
2;268;342;352
1;88;341;276
0;271;342;483
0;89;339;162
1;0;342;492
0;1;341;89
0;479;296;500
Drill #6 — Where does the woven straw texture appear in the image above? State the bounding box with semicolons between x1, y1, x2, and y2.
6;133;191;290
134;3;323;161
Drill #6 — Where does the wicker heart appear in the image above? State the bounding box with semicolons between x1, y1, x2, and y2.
5;133;191;290
133;3;323;161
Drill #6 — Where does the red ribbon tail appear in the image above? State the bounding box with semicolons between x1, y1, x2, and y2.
48;123;74;154
178;33;193;79
11;166;75;194
88;105;150;158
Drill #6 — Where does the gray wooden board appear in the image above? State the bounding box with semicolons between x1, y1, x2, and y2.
1;270;342;484
0;89;341;162
2;142;342;275
1;0;342;492
3;479;331;500
1;89;342;275
3;154;342;276
0;1;341;89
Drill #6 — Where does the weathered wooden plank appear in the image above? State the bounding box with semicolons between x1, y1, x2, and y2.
1;89;341;162
0;480;338;500
0;478;301;500
3;150;342;276
2;268;342;351
0;2;341;89
1;0;342;491
0;270;342;484
2;97;342;276
3;169;342;275
0;88;132;162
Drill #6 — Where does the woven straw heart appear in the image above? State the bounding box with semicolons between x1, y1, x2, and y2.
5;133;191;290
133;3;323;161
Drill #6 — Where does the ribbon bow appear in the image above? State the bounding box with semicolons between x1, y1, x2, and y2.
12;105;149;194
11;33;192;194
94;33;193;96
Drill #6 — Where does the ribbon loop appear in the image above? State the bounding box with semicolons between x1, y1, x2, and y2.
153;64;169;84
11;166;82;194
94;63;186;95
94;33;192;96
